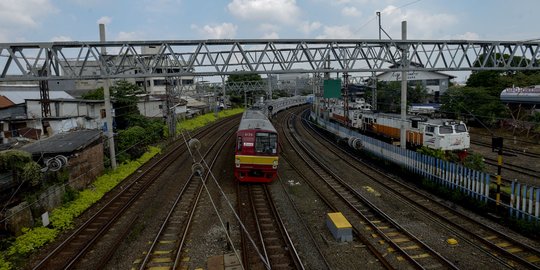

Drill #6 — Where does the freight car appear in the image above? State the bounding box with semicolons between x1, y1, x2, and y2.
328;99;470;151
234;109;279;183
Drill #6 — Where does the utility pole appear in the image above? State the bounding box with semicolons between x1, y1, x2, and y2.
222;75;227;109
400;21;408;149
165;81;176;139
100;23;117;169
268;74;272;101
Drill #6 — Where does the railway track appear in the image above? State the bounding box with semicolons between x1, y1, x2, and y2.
237;183;304;270
301;110;540;269
471;139;540;159
31;115;240;270
279;107;458;270
135;124;236;269
483;156;540;179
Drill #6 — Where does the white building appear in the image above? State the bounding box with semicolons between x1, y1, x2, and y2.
0;85;107;144
376;63;455;97
64;46;196;97
278;73;310;94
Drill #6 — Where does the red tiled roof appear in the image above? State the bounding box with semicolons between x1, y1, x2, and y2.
0;96;15;108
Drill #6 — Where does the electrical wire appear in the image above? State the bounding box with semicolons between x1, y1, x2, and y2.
193;143;270;270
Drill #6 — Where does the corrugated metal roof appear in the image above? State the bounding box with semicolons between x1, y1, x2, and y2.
0;86;74;104
21;129;102;155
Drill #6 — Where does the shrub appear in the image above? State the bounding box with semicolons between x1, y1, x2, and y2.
7;227;58;257
1;146;162;269
176;108;244;133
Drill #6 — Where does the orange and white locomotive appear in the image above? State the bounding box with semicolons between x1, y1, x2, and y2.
328;98;470;151
234;109;279;183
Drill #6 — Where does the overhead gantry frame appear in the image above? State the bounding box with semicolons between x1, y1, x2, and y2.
1;39;540;81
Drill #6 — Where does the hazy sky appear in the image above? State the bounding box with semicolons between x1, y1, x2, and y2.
1;0;538;42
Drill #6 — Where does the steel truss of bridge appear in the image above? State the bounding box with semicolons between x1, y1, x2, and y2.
1;39;540;81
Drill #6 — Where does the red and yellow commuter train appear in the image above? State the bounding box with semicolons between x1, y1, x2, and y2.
234;109;279;183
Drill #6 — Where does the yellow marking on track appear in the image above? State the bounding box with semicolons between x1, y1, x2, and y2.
411;253;430;259
401;245;420;250
386;232;400;237
152;258;173;263
377;226;389;230
527;255;540;263
496;242;512;248
392;238;409;243
387;247;395;253
153;250;171;255
396;256;404;261
506;247;523;253
327;212;352;228
159;240;175;244
148;267;171;270
362;186;381;196
371;220;381;224
484;235;498;240
182;257;191;262
371;234;378;238
378;240;385;245
365;226;372;231
133;259;142;264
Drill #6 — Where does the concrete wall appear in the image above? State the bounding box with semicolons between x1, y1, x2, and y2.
6;202;34;236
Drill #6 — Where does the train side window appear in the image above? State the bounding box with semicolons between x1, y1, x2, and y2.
237;136;242;151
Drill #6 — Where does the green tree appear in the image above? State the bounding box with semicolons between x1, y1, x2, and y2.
226;73;266;107
111;81;144;130
81;87;104;100
116;126;149;162
441;86;508;126
367;81;428;112
0;150;42;185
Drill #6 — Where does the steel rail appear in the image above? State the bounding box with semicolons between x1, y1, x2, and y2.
284;109;458;270
302;110;540;269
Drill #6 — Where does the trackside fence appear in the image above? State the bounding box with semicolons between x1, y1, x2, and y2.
310;111;540;223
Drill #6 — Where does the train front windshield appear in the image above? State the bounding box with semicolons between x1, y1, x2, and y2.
255;132;278;154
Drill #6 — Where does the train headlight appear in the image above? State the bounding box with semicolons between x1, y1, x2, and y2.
272;160;278;169
235;158;241;167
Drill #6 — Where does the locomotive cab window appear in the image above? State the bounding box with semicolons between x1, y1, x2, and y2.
439;125;453;134
255;132;277;154
455;124;467;133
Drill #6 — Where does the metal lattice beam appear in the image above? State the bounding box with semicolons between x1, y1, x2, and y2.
1;39;539;81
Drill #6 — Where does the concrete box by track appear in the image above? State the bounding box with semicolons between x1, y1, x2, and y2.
326;212;353;242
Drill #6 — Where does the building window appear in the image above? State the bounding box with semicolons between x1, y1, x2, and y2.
426;79;439;86
100;109;106;118
181;79;193;85
154;80;167;86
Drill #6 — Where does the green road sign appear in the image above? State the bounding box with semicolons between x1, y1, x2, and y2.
323;79;341;98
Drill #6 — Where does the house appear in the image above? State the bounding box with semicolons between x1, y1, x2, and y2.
21;129;104;189
2;129;104;235
0;85;107;144
375;62;455;99
137;94;188;118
